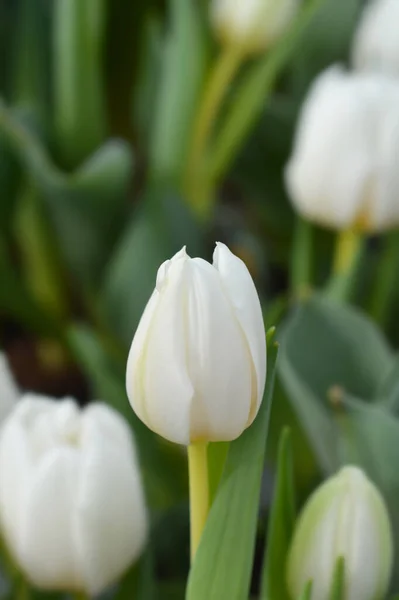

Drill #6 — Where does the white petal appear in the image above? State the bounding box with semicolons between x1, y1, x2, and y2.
185;258;253;441
0;354;19;424
82;402;135;458
353;0;399;77
0;418;32;558
18;448;84;592
75;421;148;595
286;66;376;229
138;257;194;444
213;242;266;416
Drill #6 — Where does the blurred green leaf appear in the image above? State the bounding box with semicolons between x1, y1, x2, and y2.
186;336;278;600
298;581;313;600
115;549;156;600
102;186;203;345
279;295;393;474
209;0;325;181
376;355;399;415
132;15;163;148
149;0;207;183
53;0;107;167
260;428;295;600
0;101;133;282
289;0;362;98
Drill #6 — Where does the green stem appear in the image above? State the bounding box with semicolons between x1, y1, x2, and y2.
369;231;399;327
290;217;312;298
326;228;364;303
188;441;209;561
185;45;244;218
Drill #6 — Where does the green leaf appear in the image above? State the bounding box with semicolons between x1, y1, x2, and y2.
376;355;399;414
328;557;345;600
207;442;229;505
209;0;325;180
53;0;107;167
186;335;278;600
0;101;133;282
278;294;393;474
260;428;295;600
149;0;207;183
298;581;313;600
102;186;203;345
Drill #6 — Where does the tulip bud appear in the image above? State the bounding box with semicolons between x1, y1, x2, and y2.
126;243;266;445
286;66;399;232
353;0;399;77
210;0;300;54
0;395;148;595
287;466;393;600
0;353;19;424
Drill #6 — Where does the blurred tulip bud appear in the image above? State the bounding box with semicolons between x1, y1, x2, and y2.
286;66;399;232
287;466;393;600
0;353;19;424
210;0;300;54
0;395;148;595
353;0;399;76
126;243;266;445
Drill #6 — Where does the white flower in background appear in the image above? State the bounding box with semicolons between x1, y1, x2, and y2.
353;0;399;76
210;0;300;54
126;243;266;445
286;66;399;232
0;353;19;424
0;396;148;595
287;466;393;600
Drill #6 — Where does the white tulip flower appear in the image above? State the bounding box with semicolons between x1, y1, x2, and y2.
0;353;19;424
210;0;300;54
126;243;266;445
287;466;393;600
0;395;148;595
353;0;399;76
286;66;399;232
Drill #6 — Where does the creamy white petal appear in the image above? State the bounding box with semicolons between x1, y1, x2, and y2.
82;403;135;458
286;67;376;229
0;354;19;424
213;242;266;416
0;418;32;558
18;448;84;592
184;258;252;441
76;420;148;594
139;257;194;444
353;0;399;77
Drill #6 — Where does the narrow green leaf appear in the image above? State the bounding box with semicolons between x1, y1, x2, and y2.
207;441;229;504
298;581;313;600
209;0;325;180
328;557;345;600
260;428;295;600
186;337;278;600
149;0;207;183
53;0;107;166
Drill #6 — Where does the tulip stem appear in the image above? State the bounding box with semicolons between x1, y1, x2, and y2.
327;228;364;302
185;45;244;218
188;441;209;561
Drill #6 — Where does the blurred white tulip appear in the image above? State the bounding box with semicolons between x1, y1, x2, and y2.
286;66;399;231
353;0;399;76
126;243;266;445
0;395;148;595
0;353;19;424
287;466;393;600
210;0;300;54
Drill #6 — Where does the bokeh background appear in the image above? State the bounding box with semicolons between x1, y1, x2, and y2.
2;0;399;597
